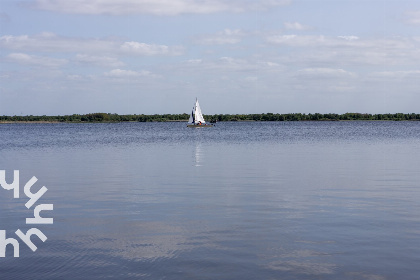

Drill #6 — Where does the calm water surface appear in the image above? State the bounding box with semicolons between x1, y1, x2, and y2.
0;122;419;279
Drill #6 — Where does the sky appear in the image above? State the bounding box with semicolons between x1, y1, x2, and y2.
1;0;420;115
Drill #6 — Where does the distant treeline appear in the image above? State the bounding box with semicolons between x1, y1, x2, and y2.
1;112;420;123
210;113;420;122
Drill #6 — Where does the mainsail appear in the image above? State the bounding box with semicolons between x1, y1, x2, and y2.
188;98;206;124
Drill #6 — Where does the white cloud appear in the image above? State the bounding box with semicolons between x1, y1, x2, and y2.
120;42;183;56
266;35;364;47
66;74;83;80
177;56;284;78
263;61;280;67
105;68;158;78
405;10;420;25
181;56;252;72
361;71;420;101
368;70;420;79
0;33;116;53
284;22;312;31
6;52;67;67
194;29;245;45
75;54;124;67
187;59;202;64
214;56;280;72
32;0;291;15
296;68;356;79
337;36;359;41
0;33;183;56
266;34;420;66
289;68;358;94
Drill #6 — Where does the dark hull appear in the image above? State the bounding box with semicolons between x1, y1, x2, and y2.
187;124;214;128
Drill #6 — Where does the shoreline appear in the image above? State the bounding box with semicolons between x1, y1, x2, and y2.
1;119;419;124
2;113;419;123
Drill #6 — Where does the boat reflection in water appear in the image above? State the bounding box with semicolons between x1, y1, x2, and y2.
193;142;203;167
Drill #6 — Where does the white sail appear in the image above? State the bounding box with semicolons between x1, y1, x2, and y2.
188;98;206;124
188;108;194;123
194;99;206;124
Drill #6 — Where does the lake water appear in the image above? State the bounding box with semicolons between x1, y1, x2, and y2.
0;121;419;279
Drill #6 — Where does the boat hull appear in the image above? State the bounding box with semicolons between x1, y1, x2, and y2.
187;124;214;128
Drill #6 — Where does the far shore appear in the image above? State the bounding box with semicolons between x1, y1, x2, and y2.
0;120;189;124
1;119;419;124
0;121;61;124
1;112;419;123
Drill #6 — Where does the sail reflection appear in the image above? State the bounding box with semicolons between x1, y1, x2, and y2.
194;142;203;167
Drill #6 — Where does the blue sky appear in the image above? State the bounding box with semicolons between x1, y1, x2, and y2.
1;0;420;115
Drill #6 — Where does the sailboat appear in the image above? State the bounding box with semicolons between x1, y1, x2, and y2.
187;98;213;127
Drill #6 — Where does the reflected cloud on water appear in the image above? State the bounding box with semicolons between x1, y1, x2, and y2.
1;122;419;279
